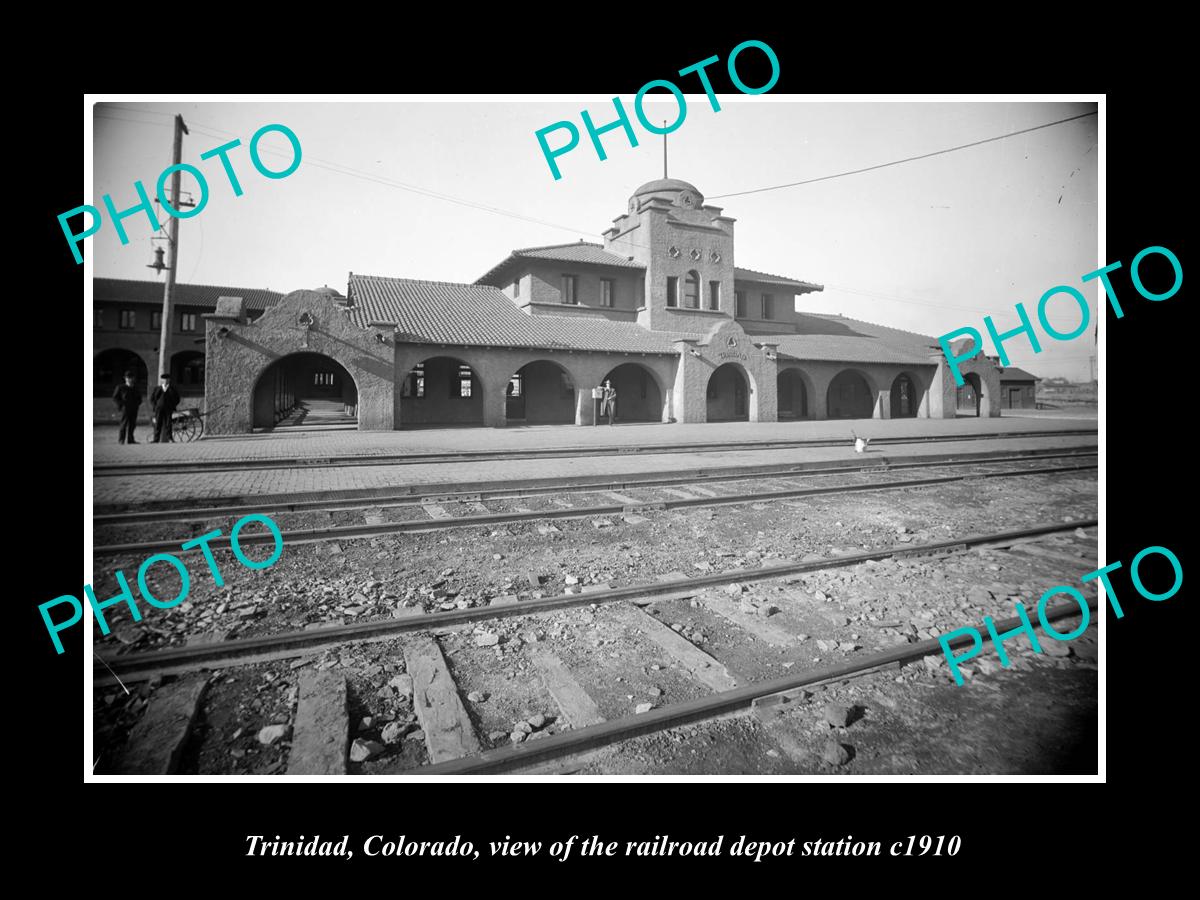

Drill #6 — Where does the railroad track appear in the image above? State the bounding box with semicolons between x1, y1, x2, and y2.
93;455;1098;556
92;520;1099;775
92;427;1098;477
95;448;1098;524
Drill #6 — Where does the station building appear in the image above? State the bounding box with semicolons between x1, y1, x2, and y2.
92;278;283;421
187;177;1002;433
997;365;1039;410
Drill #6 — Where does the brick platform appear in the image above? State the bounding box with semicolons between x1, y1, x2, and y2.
93;415;1096;466
92;432;1098;507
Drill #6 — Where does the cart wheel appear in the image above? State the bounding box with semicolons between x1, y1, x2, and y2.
176;416;201;442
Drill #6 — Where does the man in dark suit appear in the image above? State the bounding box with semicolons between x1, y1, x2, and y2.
112;370;142;445
600;379;618;426
149;373;181;443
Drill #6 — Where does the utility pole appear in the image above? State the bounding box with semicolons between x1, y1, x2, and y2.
156;114;189;384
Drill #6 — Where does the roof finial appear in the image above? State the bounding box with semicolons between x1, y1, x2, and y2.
663;121;668;179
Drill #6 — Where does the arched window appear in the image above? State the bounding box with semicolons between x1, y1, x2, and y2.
684;270;700;308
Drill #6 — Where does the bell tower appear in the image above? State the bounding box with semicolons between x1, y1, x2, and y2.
602;178;737;333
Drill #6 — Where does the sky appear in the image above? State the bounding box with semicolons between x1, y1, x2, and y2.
91;98;1099;381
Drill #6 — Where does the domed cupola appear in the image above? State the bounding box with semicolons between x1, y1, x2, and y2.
629;178;704;211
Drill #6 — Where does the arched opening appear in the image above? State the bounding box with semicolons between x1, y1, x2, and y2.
890;372;919;418
600;363;663;423
252;352;358;430
957;372;985;417
400;356;482;427
507;360;575;424
827;369;875;419
95;348;148;397
171;350;205;398
777;368;810;419
706;363;749;422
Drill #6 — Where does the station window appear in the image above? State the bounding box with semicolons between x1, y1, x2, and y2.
735;291;746;317
180;312;197;331
761;294;774;320
314;371;334;386
119;309;136;329
666;276;679;307
509;372;522;397
511;278;521;298
151;311;162;331
406;363;426;398
181;357;205;386
600;278;614;307
684;270;700;308
708;281;720;311
454;365;473;398
561;274;578;304
94;307;104;329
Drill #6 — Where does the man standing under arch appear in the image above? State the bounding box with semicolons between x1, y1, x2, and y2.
600;379;618;426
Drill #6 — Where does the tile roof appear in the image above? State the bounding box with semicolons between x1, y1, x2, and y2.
758;313;943;365
476;242;644;284
347;274;679;355
999;366;1039;381
93;277;283;311
734;266;823;291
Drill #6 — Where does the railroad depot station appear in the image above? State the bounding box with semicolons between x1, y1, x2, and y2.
95;177;1014;435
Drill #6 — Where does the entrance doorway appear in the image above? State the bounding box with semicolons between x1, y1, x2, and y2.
706;363;749;422
600;363;662;422
889;373;918;418
957;372;984;417
777;369;809;419
827;370;874;419
252;352;358;429
506;361;575;424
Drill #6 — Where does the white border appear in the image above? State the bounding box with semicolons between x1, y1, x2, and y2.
84;92;1105;784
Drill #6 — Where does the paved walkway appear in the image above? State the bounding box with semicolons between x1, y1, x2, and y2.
93;415;1095;466
92;433;1098;506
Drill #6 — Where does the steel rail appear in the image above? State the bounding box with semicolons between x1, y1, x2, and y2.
93;518;1097;680
94;463;1097;556
94;449;1098;525
412;596;1098;775
92;427;1098;476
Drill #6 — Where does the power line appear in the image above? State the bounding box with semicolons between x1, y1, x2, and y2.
822;283;998;314
95;106;596;237
707;111;1098;200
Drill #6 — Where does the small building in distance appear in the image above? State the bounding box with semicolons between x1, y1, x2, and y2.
997;365;1039;410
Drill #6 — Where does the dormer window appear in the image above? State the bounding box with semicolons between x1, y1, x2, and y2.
511;278;520;298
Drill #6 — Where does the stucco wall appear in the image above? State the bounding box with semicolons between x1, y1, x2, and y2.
203;290;395;435
931;350;1002;418
674;320;775;423
773;360;939;420
524;261;644;316
398;356;484;425
393;344;677;427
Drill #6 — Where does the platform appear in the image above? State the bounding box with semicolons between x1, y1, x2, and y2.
92;414;1097;467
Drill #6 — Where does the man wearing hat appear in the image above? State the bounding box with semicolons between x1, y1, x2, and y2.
600;379;618;426
112;370;142;445
149;373;181;443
